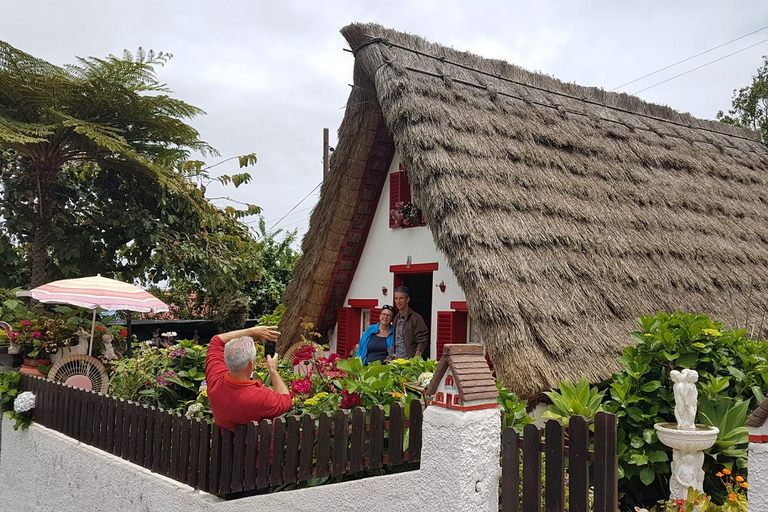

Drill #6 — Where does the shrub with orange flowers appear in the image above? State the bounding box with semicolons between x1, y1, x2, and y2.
716;467;748;512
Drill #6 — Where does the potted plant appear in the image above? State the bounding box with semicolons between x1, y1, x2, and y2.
8;317;73;377
390;201;424;227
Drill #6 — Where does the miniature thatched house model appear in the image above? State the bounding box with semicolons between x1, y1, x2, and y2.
279;23;768;401
427;344;498;411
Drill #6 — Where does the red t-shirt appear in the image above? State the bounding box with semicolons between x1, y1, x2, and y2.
205;335;292;431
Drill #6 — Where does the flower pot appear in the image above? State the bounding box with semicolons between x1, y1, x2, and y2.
20;358;51;378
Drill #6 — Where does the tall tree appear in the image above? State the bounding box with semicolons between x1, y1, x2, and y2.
717;55;768;145
0;42;214;286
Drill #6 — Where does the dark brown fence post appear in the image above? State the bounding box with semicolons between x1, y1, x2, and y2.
368;405;385;470
270;417;285;488
299;414;316;481
197;420;211;493
407;399;424;463
350;407;366;473
230;423;246;493
209;423;222;493
568;415;590;512
522;423;542;512
545;420;565;512
593;412;618;512
219;426;234;496
178;413;190;482
283;415;301;484
332;409;349;476
257;419;274;489
388;402;404;466
243;421;258;491
500;426;520;512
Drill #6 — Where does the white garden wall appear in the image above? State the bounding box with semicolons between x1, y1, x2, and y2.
0;405;500;512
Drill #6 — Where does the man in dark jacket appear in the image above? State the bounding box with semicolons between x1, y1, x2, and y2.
392;286;429;358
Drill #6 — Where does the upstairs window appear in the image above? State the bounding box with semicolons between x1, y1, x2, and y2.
389;164;425;228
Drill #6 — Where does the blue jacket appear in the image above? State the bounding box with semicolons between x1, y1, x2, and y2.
355;323;393;364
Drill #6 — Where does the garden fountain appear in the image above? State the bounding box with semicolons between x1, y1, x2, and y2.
654;369;719;500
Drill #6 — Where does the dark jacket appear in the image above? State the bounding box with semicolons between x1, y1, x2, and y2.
395;309;429;358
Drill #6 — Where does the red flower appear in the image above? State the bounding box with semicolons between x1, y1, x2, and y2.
327;353;341;364
340;390;361;409
119;329;128;338
291;377;312;395
20;320;31;326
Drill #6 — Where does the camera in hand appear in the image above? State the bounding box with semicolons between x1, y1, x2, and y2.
265;340;276;358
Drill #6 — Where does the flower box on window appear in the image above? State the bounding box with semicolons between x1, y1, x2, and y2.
390;201;424;228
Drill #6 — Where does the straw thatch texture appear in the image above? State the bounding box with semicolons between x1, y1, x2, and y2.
280;23;768;401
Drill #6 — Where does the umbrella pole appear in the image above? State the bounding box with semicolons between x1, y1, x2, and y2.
89;309;97;357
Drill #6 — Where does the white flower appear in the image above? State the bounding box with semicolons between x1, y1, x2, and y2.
417;371;434;388
185;402;203;419
14;391;36;413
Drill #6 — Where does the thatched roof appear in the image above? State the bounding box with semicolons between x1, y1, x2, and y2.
279;23;768;401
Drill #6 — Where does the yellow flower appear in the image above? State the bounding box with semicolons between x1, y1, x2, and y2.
728;493;737;502
692;342;706;349
716;472;723;477
703;328;721;337
193;344;204;351
390;391;404;398
722;468;731;475
735;475;744;482
303;392;329;406
392;358;408;365
741;482;748;489
200;389;208;397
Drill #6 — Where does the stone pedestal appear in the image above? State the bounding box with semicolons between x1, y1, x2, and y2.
655;422;719;500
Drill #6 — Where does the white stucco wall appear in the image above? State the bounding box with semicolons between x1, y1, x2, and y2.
749;442;768;512
0;405;500;512
331;151;467;357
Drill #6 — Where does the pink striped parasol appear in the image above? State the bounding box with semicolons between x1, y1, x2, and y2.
17;275;169;355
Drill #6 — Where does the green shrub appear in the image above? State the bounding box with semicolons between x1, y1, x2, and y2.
605;312;766;509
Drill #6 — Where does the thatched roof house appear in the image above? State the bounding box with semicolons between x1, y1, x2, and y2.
279;23;768;401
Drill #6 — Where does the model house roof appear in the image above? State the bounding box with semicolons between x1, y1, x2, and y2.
279;23;768;400
426;344;498;403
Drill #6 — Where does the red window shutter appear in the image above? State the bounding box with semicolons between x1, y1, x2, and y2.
389;170;412;228
370;308;381;325
436;311;468;360
337;307;362;357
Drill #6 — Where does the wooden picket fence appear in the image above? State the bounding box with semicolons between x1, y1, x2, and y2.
19;374;423;496
500;412;618;512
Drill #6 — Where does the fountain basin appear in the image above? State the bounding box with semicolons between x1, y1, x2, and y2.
654;423;719;451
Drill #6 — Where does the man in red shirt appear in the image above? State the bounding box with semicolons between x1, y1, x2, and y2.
205;325;292;431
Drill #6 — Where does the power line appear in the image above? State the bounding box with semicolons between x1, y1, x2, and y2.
258;182;322;238
612;25;768;91
632;36;768;95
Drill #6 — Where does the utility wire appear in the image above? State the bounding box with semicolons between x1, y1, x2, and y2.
612;25;768;91
632;36;768;94
258;182;322;238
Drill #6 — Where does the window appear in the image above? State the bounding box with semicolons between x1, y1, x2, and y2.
389;164;424;228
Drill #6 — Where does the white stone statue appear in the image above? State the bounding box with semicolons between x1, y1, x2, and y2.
670;369;698;430
101;332;118;360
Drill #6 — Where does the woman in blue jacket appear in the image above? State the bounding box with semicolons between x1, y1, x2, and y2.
355;305;394;364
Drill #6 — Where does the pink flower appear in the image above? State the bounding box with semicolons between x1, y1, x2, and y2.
20;320;31;326
31;331;42;339
291;377;312;395
327;353;341;364
156;371;178;386
340;390;361;409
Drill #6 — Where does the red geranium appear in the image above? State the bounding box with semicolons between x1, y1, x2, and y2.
340;390;361;409
291;377;312;395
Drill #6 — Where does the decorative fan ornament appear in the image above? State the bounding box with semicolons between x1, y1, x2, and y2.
282;340;324;363
48;354;110;393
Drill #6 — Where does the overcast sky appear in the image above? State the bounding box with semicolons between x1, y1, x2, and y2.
3;1;768;246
